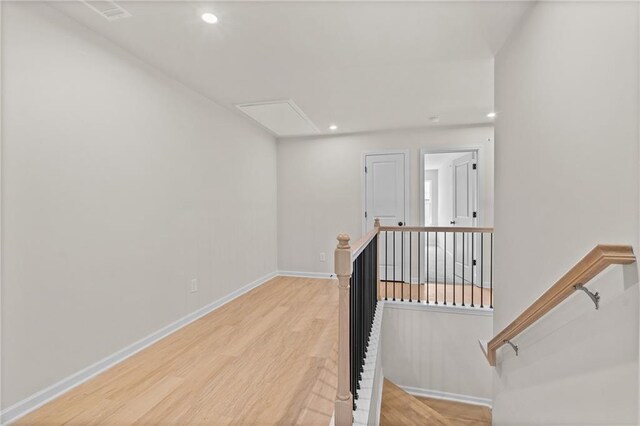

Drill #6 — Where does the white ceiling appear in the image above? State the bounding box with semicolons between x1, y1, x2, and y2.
52;1;533;136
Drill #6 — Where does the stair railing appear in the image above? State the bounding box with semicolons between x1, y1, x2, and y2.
334;219;380;426
378;225;494;308
480;244;636;366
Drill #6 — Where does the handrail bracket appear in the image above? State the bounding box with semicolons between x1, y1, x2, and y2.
503;340;518;356
574;284;600;310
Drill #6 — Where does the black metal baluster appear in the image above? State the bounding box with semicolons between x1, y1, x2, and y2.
462;232;465;307
471;232;475;308
401;231;404;302
480;233;484;308
354;263;358;406
360;248;364;385
409;232;413;302
385;231;388;301
426;232;430;304
490;233;494;309
418;232;421;303
393;232;396;301
443;232;447;305
349;270;355;407
358;253;362;395
453;232;456;306
435;232;438;304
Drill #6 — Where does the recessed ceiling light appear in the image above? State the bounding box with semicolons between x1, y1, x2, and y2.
201;13;218;24
487;112;496;118
329;124;338;131
429;116;440;123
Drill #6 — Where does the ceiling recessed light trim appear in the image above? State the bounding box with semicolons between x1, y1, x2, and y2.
201;13;218;24
329;124;338;131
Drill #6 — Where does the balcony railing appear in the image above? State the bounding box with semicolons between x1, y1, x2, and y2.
333;220;493;425
378;225;494;308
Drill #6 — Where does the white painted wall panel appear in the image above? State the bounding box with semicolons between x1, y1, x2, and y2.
382;305;493;404
1;2;277;409
494;2;640;424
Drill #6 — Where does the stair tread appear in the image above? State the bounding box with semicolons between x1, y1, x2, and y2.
380;379;452;426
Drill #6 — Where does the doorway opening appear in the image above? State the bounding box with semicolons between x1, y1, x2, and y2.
421;150;479;286
421;150;478;229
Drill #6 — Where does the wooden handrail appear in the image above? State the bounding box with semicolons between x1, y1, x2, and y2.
379;225;494;233
351;228;380;261
483;244;635;366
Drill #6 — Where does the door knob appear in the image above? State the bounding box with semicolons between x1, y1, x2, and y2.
398;221;404;226
450;221;456;225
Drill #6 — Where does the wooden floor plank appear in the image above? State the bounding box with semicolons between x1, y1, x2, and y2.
380;379;451;426
380;378;492;426
415;396;492;426
17;276;339;425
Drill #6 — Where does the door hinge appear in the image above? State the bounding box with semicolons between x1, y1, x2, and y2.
365;166;368;173
365;211;368;218
472;163;477;170
472;211;477;218
473;259;477;266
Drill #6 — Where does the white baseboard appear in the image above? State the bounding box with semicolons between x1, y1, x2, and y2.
384;300;493;316
277;270;335;279
399;385;492;409
0;271;277;425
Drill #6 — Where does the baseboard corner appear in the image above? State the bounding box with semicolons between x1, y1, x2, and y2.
398;385;492;409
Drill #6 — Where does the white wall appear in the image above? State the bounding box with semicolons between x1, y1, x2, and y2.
494;2;639;424
277;125;493;274
382;305;493;404
1;2;277;410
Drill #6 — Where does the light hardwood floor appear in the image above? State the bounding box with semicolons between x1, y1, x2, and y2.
415;396;492;426
380;380;450;425
17;276;339;425
380;379;491;426
379;282;493;307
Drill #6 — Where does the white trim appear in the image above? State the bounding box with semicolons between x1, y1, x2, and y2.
277;271;335;279
478;339;489;360
0;271;277;425
362;149;410;235
353;301;385;426
235;99;320;136
399;384;492;409
373;367;384;426
384;300;493;316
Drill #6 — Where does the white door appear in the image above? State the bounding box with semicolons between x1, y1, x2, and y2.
452;152;477;282
365;153;407;282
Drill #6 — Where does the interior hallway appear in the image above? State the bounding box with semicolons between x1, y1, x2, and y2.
18;276;338;425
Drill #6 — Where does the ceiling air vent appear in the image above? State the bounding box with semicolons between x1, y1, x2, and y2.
236;100;319;137
82;1;131;21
